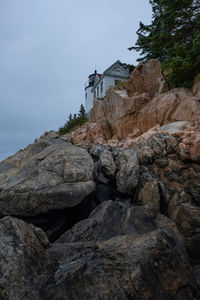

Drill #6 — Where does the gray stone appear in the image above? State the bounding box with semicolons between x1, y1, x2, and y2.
0;134;95;216
98;150;116;183
37;229;195;299
0;216;49;300
137;172;160;210
175;203;200;259
57;200;158;243
0;132;96;241
116;148;140;195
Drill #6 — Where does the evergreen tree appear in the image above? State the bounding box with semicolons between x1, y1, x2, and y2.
129;0;200;87
58;105;88;135
78;104;86;118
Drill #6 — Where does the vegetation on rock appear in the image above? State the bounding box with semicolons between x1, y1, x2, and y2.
59;104;88;135
129;0;200;87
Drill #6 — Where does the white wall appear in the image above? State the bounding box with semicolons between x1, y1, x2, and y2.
85;86;94;113
93;75;128;98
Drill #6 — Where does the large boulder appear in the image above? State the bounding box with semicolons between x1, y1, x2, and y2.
57;200;158;243
0;202;197;299
90;88;150;140
175;203;200;259
0;131;96;240
0;201;197;299
125;59;169;98
37;230;196;299
116;148;140;195
0;216;49;300
135;88;200;135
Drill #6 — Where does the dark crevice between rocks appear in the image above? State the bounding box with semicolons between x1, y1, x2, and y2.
191;258;200;294
132;183;141;206
13;190;97;243
11;178;133;243
96;181;132;204
158;181;169;215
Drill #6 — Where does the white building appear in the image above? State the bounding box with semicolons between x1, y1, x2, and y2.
84;71;101;114
85;60;130;113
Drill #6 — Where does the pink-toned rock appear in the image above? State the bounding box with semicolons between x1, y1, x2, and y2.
69;87;200;145
178;124;200;161
90;98;105;122
123;125;165;150
132;121;200;162
125;59;168;98
136;88;200;134
90;88;150;140
107;139;120;147
192;74;200;98
65;122;107;145
66;61;200;146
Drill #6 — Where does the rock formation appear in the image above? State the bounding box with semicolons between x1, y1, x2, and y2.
0;131;96;241
0;59;200;299
125;58;169;98
66;60;200;144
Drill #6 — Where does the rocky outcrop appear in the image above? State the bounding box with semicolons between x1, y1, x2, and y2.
1;59;200;298
0;131;96;240
67;83;200;145
57;201;158;243
175;203;200;259
135;88;200;135
0;216;49;300
0;203;197;299
125;59;169;98
38;230;196;299
0;129;200;298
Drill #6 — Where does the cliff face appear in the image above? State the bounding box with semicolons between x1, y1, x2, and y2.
0;60;200;299
67;59;200;144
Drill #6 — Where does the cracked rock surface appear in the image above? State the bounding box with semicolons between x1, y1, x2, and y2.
0;129;200;299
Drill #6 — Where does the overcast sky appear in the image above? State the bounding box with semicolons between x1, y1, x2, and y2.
0;0;152;161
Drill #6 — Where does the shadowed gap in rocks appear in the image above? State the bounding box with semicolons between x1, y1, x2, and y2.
13;190;97;242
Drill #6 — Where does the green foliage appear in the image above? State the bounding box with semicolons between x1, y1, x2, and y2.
116;81;127;89
120;62;135;73
78;104;86;117
59;104;88;135
129;0;200;87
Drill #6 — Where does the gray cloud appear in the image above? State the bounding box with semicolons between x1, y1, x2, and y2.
0;0;151;161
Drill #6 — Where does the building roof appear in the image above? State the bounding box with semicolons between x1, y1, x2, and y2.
91;60;129;91
103;59;121;75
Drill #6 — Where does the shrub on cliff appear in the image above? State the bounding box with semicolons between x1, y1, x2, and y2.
129;0;200;87
59;104;88;135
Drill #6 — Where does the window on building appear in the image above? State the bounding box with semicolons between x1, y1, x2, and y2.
97;87;99;97
94;91;96;98
85;93;87;99
100;81;103;93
